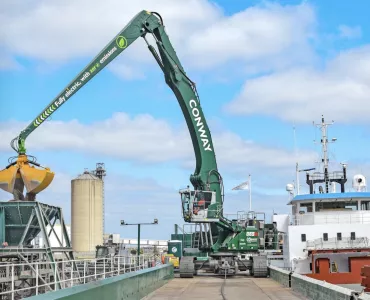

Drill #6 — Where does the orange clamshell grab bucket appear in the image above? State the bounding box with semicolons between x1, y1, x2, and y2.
0;155;54;196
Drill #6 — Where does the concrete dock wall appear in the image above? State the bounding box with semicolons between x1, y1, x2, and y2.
28;264;174;300
269;266;370;300
269;265;291;288
291;273;358;300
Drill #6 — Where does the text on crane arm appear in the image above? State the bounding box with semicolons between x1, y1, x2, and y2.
189;99;212;152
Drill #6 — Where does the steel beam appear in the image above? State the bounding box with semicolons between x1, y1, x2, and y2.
18;210;35;247
18;253;53;292
35;202;61;289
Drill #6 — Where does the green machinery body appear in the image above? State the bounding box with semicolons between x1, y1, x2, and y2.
170;220;281;258
224;227;259;251
167;240;182;259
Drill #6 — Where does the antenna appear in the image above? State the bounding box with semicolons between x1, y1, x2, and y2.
313;115;336;193
293;123;299;195
293;122;297;157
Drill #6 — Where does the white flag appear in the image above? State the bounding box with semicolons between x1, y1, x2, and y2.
232;181;249;190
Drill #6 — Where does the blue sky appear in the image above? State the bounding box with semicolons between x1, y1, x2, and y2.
1;0;370;240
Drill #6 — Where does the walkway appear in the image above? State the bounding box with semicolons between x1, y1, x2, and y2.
143;273;307;300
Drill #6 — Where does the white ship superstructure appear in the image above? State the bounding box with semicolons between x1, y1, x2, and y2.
273;116;370;284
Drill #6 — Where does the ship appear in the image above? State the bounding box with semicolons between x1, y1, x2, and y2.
272;115;370;288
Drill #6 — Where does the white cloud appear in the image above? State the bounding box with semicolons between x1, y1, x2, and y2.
0;113;190;163
187;2;315;70
108;61;145;80
0;113;315;179
338;25;362;39
226;45;370;123
0;0;218;62
215;131;312;168
0;0;315;72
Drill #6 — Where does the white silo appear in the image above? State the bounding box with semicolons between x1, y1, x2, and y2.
71;171;103;252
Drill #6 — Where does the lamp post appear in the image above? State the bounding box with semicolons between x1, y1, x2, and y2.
120;218;158;265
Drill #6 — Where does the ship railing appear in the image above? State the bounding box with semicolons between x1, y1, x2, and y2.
291;212;370;225
306;237;369;250
307;171;344;181
0;254;160;299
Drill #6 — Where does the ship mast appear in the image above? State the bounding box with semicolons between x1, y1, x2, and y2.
306;115;347;194
315;116;334;193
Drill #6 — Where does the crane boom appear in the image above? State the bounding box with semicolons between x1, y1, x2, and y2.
1;10;233;243
12;11;156;154
12;11;219;191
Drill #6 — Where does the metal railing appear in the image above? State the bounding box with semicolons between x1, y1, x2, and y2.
306;237;370;250
291;212;370;225
182;203;223;222
307;171;344;181
0;254;160;300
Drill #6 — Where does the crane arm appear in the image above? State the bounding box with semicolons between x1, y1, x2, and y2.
3;10;234;241
12;10;156;154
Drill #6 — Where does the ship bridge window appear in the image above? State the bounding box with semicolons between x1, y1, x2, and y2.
361;201;370;211
315;201;358;212
299;202;313;213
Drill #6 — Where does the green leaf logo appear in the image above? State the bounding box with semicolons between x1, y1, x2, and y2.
116;36;127;49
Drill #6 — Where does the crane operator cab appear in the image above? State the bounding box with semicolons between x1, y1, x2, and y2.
179;188;220;223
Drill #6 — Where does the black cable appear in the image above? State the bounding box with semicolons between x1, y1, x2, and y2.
221;272;227;300
11;137;19;152
208;169;225;205
196;259;208;271
8;156;18;164
236;258;249;270
149;30;201;102
151;12;163;25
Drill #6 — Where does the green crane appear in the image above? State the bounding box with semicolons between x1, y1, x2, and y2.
0;10;271;277
4;10;232;228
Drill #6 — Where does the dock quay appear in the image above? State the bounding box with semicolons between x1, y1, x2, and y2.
144;272;305;300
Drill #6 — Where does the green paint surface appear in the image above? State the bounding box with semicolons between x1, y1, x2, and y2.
0;201;60;246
